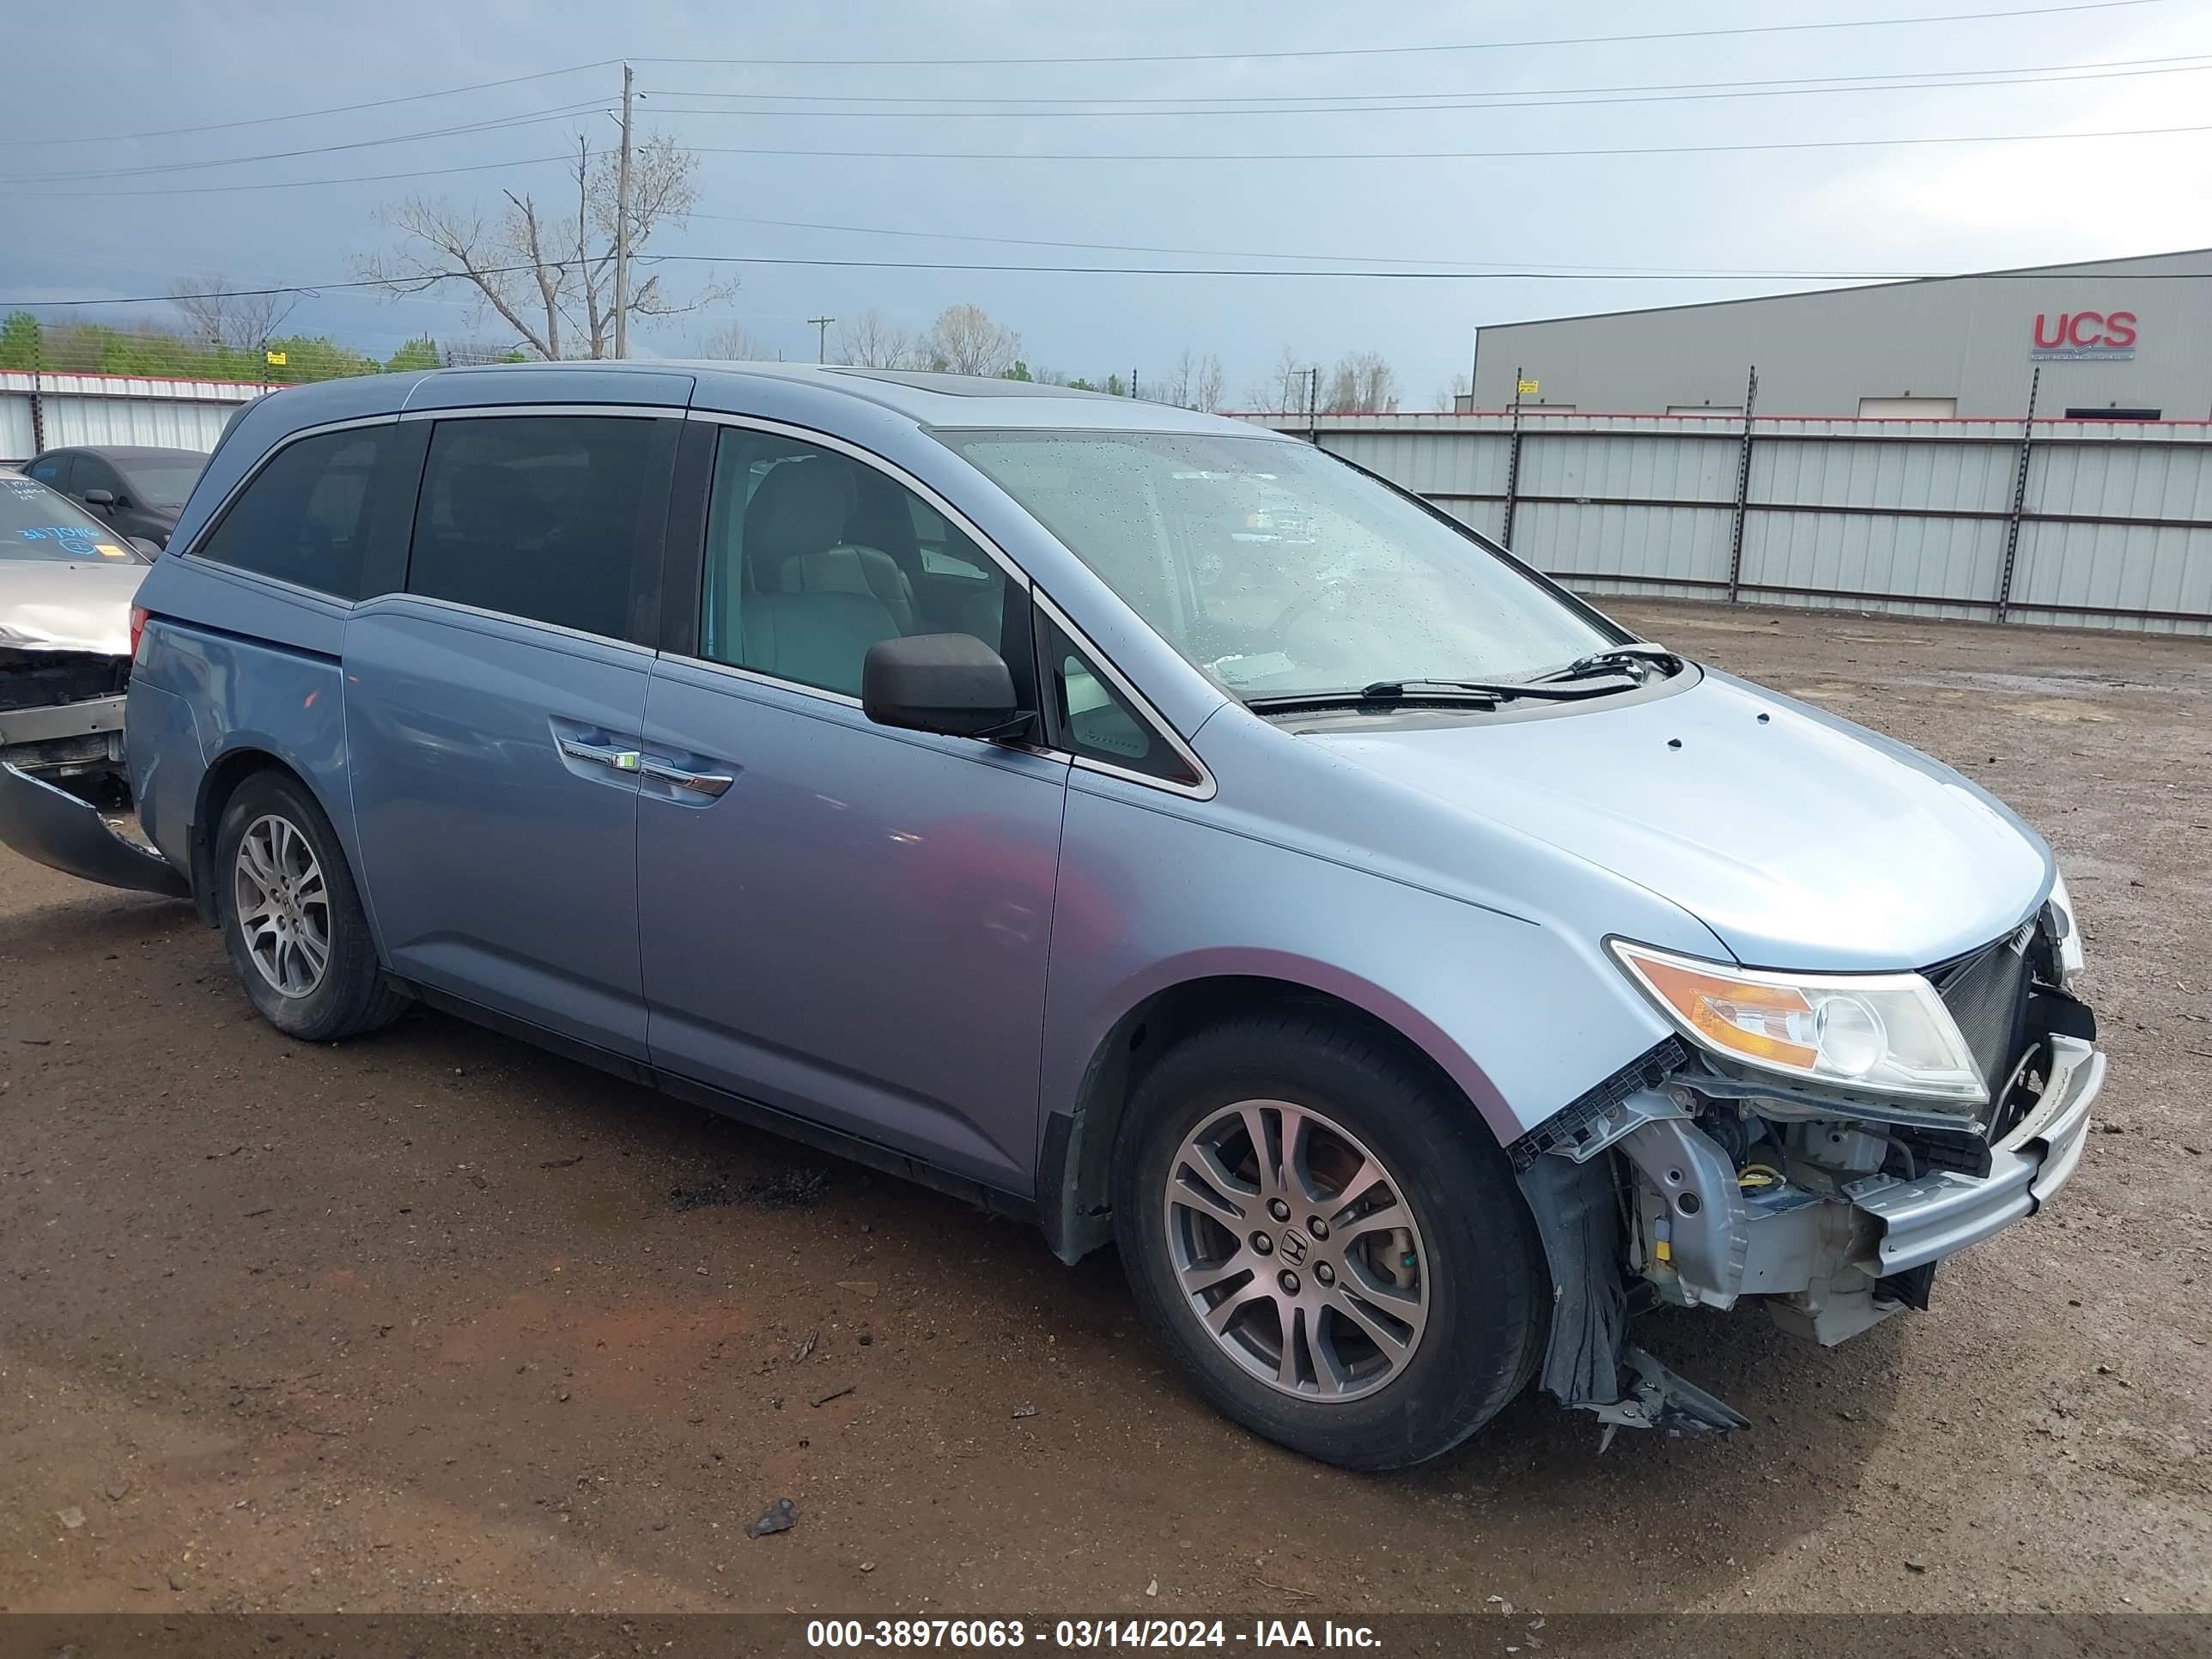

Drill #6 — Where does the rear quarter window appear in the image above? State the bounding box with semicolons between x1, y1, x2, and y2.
193;425;395;599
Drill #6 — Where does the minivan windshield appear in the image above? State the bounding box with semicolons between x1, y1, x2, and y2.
939;429;1616;700
0;477;148;563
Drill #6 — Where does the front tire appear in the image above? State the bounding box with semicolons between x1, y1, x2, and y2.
1114;1012;1546;1470
215;772;404;1042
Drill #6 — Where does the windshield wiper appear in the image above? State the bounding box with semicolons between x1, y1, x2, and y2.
1534;644;1684;684
1246;678;1617;713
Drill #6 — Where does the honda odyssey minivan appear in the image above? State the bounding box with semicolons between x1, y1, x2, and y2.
0;362;2104;1468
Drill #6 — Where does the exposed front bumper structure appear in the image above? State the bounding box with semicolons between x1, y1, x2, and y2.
0;760;189;897
0;690;127;750
1521;1024;2106;1436
1845;1034;2104;1273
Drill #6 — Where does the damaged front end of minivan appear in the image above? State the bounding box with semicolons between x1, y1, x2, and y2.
1514;885;2101;1442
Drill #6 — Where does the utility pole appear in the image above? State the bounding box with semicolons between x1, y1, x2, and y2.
613;62;634;360
809;316;836;362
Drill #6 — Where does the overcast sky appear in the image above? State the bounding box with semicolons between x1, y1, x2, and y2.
6;0;2211;404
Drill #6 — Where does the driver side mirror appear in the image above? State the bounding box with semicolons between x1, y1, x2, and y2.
82;488;115;508
862;633;1021;738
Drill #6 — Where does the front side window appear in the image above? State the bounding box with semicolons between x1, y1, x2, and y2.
697;427;1007;698
408;416;657;638
194;426;392;596
69;458;122;502
0;477;144;563
1042;615;1196;785
938;429;1615;702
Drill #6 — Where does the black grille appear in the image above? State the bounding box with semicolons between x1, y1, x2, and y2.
1927;927;2033;1097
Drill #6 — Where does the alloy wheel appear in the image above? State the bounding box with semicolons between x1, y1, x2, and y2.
233;813;331;1000
1163;1098;1431;1401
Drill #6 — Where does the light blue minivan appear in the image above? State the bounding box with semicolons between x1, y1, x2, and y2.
0;363;2105;1468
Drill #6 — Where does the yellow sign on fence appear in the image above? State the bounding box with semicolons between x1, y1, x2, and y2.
264;349;288;367
1516;378;1540;397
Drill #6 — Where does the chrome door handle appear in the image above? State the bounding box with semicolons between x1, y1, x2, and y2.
635;757;735;798
558;737;642;772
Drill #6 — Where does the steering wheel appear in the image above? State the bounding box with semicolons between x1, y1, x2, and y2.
1265;574;1352;641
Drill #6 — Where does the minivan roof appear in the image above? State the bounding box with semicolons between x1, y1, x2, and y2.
377;358;1267;435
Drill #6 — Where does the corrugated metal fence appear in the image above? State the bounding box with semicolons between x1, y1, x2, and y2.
9;373;2207;635
1249;410;2212;635
1;371;264;465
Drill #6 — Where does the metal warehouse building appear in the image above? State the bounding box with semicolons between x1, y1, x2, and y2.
1469;247;2212;422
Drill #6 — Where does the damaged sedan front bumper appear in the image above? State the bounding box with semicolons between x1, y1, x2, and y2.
0;759;189;896
0;647;131;782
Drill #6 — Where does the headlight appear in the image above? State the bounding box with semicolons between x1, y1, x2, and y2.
2045;872;2086;986
1609;940;1987;1107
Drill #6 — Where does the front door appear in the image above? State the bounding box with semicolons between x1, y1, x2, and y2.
344;410;678;1059
636;422;1067;1190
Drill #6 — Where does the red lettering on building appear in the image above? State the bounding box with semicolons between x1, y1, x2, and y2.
2031;309;2139;354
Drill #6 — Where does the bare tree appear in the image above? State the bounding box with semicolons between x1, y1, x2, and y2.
1323;350;1401;414
167;276;297;353
1162;348;1195;408
356;133;729;360
701;319;774;360
1194;353;1227;413
835;308;917;368
1431;372;1472;412
1249;344;1313;414
1155;348;1228;411
921;303;1021;377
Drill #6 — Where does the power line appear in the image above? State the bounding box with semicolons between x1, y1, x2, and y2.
639;51;2212;108
1;105;609;186
633;0;2177;69
0;153;580;200
684;210;1936;277
0;62;615;149
9;253;2210;312
14;106;2212;204
641;54;2212;118
16;107;2211;204
33;52;2206;191
676;119;2212;163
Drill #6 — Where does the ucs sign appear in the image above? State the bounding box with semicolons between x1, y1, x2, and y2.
2032;311;2138;362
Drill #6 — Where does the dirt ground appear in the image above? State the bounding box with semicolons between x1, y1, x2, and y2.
1;599;2207;1620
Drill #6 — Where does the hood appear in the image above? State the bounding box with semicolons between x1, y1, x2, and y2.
0;560;149;655
1301;670;2050;971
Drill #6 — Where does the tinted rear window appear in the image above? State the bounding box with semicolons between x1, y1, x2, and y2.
195;425;393;597
405;416;656;639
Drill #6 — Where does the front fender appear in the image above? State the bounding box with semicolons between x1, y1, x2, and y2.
1041;778;1683;1154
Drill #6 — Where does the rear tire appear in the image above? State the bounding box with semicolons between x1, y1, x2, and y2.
214;772;404;1042
1113;1012;1546;1470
